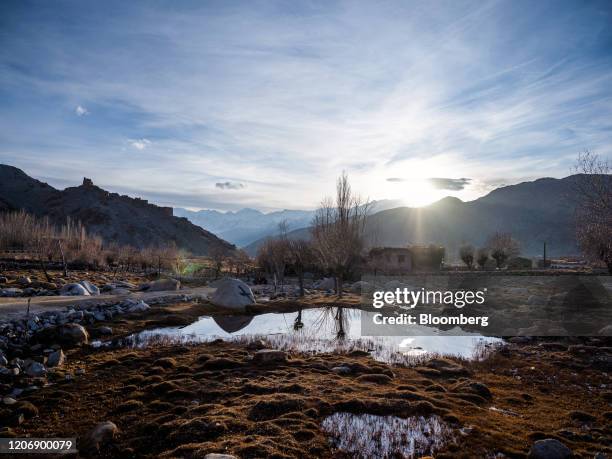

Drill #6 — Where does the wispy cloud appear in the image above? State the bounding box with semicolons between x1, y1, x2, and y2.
129;138;151;150
74;105;88;116
215;181;245;190
428;178;472;191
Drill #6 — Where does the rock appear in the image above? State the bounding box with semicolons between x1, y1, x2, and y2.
204;455;238;459
0;288;23;297
252;349;288;363
139;278;180;292
17;276;32;285
246;339;266;351
598;324;612;336
79;281;100;295
15;401;38;418
82;421;119;452
75;368;86;375
59;283;90;296
126;301;150;313
314;277;336;291
350;281;372;293
211;278;255;310
0;354;8;366
0;276;7;283
98;326;113;335
528;439;572;459
2;397;17;405
59;323;89;346
25;361;46;377
47;349;65;368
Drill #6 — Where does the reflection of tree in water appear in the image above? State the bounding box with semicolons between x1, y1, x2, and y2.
309;307;355;341
294;309;304;331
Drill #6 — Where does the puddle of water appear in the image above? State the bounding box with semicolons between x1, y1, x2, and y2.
98;307;501;364
321;412;454;458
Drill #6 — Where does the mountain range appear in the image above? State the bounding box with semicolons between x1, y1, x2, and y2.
0;165;234;255
243;175;607;259
174;199;404;247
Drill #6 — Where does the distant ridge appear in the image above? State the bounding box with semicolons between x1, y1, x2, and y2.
0;165;234;255
244;175;609;259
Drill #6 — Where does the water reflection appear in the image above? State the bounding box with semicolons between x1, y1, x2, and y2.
127;307;501;364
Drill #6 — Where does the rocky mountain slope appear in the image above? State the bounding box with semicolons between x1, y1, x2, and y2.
245;175;607;259
0;165;234;255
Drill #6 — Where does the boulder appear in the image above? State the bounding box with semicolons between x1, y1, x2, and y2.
59;283;90;296
79;281;100;296
47;349;65;368
350;281;372;293
211;278;255;310
98;326;113;336
314;277;336;291
139;278;180;292
17;276;32;285
528;439;572;459
59;324;89;346
82;421;119;452
25;361;46;377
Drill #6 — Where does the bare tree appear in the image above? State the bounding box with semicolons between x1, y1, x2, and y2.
459;244;475;269
476;247;489;269
209;245;227;279
487;232;520;269
311;172;369;297
256;238;289;292
572;150;611;274
287;239;315;297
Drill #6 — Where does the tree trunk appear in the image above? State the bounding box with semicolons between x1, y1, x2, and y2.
336;275;343;298
298;269;305;297
38;258;51;282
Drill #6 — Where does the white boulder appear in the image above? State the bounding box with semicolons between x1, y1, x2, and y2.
79;281;100;295
60;283;90;296
211;278;255;310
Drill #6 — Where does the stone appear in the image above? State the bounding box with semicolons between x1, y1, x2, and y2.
82;421;119;452
59;323;89;346
528;439;572;459
47;349;65;368
126;301;150;313
350;281;372;293
3;397;17;405
17;276;32;285
314;277;336;291
253;349;288;363
59;283;90;296
211;278;255;310
598;324;612;336
25;361;46;377
98;326;113;335
204;455;238;459
0;288;23;297
139;278;180;292
79;281;100;295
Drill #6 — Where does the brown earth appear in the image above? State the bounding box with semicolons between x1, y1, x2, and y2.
1;299;611;458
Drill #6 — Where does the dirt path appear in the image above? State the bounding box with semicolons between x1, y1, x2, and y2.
0;287;215;319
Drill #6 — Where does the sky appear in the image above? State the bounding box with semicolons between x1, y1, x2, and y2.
1;0;611;212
